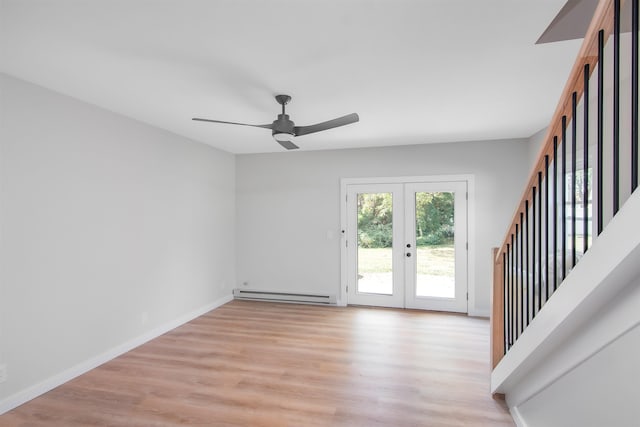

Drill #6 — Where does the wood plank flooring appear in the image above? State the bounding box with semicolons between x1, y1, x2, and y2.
0;300;513;426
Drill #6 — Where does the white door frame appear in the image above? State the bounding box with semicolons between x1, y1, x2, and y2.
339;175;476;313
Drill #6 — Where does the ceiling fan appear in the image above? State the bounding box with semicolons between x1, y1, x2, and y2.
192;95;359;150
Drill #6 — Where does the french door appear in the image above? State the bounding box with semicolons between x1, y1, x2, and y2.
345;180;468;312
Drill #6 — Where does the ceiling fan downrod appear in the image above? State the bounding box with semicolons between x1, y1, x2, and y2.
275;94;291;115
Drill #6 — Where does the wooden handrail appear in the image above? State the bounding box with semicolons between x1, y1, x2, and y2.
496;0;616;260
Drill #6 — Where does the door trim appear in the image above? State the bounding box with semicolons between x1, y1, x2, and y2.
339;175;476;314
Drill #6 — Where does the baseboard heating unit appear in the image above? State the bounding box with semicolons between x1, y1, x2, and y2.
233;289;337;305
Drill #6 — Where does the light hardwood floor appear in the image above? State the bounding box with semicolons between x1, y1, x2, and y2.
0;300;513;426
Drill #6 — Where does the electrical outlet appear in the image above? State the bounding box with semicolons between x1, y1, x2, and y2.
0;364;7;384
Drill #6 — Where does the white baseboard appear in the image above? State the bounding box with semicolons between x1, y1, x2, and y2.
510;406;528;427
468;307;490;318
338;300;487;315
0;294;233;415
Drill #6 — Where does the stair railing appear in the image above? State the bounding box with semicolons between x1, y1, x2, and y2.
492;0;638;369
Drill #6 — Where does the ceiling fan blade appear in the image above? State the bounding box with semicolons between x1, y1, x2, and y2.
192;118;274;129
294;113;359;137
276;139;299;150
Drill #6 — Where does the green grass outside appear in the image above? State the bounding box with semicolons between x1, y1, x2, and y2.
358;244;454;276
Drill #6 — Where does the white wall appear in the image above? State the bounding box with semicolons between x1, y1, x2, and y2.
515;282;640;427
527;127;547;174
0;74;236;404
235;139;530;315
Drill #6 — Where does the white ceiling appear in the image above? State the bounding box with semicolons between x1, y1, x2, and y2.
0;0;583;154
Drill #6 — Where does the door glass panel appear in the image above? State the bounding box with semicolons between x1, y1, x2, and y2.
415;191;455;298
357;193;393;295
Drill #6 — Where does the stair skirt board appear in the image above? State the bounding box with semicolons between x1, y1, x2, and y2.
233;289;337;305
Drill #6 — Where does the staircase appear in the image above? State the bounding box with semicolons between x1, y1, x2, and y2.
490;1;640;425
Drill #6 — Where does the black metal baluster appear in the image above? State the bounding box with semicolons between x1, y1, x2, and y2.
614;0;621;214
519;213;524;335
584;64;590;254
515;224;520;339
514;237;517;345
598;30;605;235
572;92;578;268
507;243;511;349
511;233;515;346
525;201;530;326
532;187;537;317
503;251;507;354
562;115;567;281
537;171;542;312
553;137;559;291
633;0;639;193
545;155;550;303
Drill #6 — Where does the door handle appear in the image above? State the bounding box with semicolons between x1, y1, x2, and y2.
406;252;411;257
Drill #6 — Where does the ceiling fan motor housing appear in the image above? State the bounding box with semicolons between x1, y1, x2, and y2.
272;114;295;137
